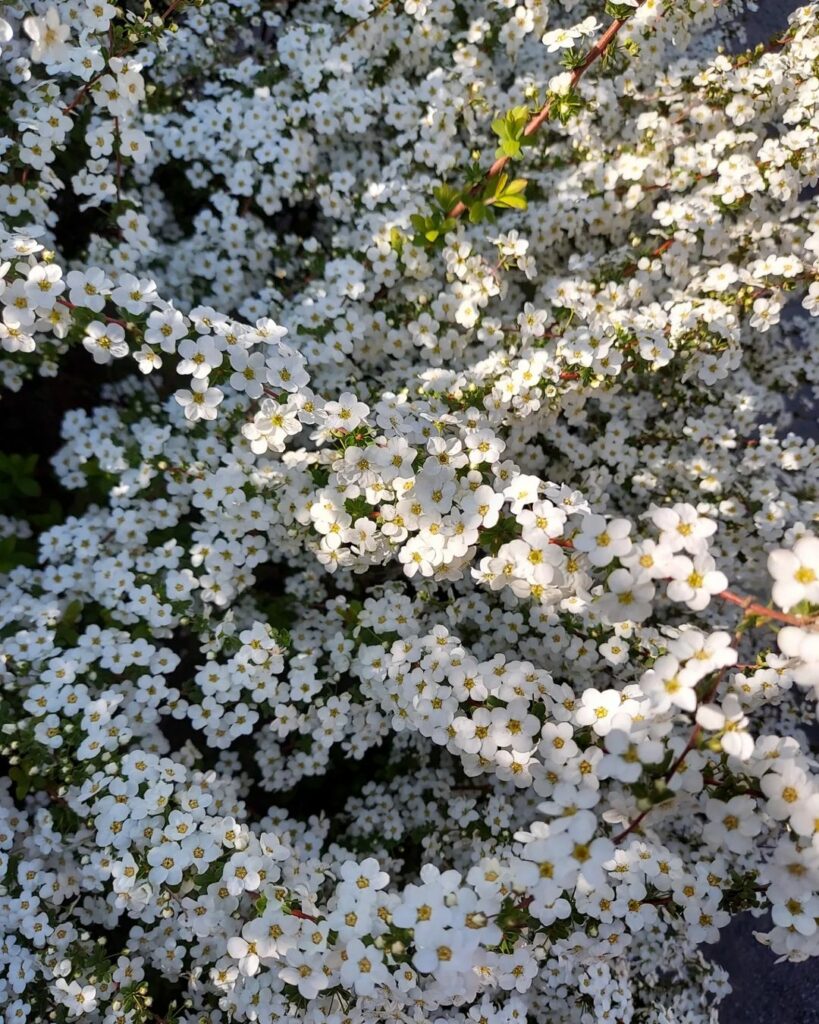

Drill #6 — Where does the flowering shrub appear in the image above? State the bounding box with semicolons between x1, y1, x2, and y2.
1;0;819;1020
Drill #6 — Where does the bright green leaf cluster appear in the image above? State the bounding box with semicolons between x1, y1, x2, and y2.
411;174;529;245
490;105;536;160
464;173;529;224
0;452;41;498
409;184;462;247
485;173;528;211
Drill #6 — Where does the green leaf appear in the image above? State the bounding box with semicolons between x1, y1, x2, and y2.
55;599;84;646
484;175;528;212
467;201;487;224
560;47;587;70
15;477;41;497
410;206;458;250
432;183;461;213
490;105;532;160
0;536;36;572
60;599;83;629
502;177;527;196
493;193;527;210
10;765;31;801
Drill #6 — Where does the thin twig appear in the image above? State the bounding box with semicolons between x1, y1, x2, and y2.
717;589;817;627
57;297;128;329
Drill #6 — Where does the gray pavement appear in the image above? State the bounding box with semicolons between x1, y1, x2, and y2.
741;0;800;45
711;914;819;1022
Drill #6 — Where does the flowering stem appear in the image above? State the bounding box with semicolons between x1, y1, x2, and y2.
63;0;187;116
615;591;769;842
448;5;645;220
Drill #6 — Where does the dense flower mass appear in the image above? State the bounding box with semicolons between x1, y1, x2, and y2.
1;0;819;1021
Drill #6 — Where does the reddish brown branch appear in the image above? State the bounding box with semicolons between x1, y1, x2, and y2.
717;589;816;627
612;805;654;844
57;297;128;329
289;907;318;922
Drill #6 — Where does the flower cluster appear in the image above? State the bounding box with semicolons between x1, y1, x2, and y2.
1;0;819;1022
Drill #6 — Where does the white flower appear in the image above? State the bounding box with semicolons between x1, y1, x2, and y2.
23;7;71;63
55;979;98;1016
666;553;728;611
768;535;819;611
0;18;12;57
548;71;574;95
696;694;753;760
227;934;262;976
573;515;632;568
575;688;627;737
600;567;654;622
771;893;819;937
641;655;697;713
174;379;224;421
777;626;819;689
82;321;128;363
648;503;717;554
